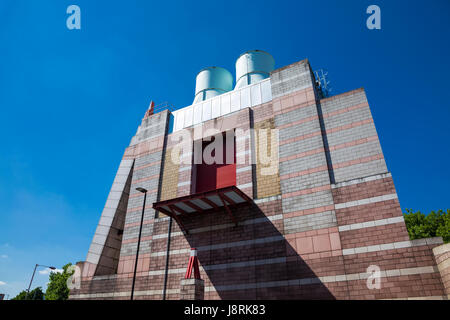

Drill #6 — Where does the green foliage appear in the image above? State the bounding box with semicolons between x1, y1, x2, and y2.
404;209;450;243
11;287;44;300
45;263;74;300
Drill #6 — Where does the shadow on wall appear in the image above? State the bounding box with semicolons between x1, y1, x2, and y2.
178;200;336;300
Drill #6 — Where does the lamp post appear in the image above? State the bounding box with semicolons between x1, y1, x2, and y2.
131;187;147;300
162;216;172;300
26;264;56;300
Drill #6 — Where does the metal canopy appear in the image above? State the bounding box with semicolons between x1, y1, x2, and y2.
152;186;253;233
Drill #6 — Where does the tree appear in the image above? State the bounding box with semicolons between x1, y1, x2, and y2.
12;287;44;300
436;211;450;243
404;209;450;243
45;263;74;300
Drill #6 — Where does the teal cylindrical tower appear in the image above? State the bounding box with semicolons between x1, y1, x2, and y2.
194;66;233;104
235;50;275;89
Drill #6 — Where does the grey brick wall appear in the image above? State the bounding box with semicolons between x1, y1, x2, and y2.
120;239;153;257
279;153;325;176
133;151;163;171
131;176;159;191
282;190;334;213
270;60;314;98
330;140;382;164
320;89;389;183
271;61;336;235
284;210;337;234
275;104;317;127
124;208;156;225
278;135;324;159
321;89;367;114
132;163;162;179
325;123;378;147
322;106;373;129
333;159;387;182
129;110;169;146
280;171;330;194
122;223;154;241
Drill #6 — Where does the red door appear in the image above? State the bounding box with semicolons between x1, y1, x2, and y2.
195;133;236;193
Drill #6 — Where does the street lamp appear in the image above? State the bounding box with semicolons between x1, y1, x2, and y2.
26;264;56;300
131;187;147;300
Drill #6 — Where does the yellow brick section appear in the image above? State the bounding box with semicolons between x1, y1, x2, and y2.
254;118;281;198
158;148;180;216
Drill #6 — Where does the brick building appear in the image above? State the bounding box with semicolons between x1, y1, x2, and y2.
69;51;449;300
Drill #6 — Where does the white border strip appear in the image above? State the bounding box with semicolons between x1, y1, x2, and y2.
177;181;191;187
338;216;405;232
335;193;398;210
342;237;443;256
236;166;252;173
204;265;439;292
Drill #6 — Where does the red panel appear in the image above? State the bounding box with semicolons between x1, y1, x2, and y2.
217;164;236;189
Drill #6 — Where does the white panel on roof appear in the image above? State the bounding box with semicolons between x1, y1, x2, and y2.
221;93;231;116
261;79;272;103
211;97;221;118
230;91;240;112
174;110;184;131
240;87;251;109
184;106;193;127
251;83;262;106
193;103;202;125
202;100;212;122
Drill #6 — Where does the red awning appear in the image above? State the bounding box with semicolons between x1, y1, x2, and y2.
152;186;253;233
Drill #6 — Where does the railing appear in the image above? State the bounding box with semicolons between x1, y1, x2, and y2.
153;101;174;113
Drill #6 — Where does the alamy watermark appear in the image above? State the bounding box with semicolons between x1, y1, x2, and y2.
169;127;279;176
366;265;381;289
366;5;381;30
66;265;81;290
66;5;81;30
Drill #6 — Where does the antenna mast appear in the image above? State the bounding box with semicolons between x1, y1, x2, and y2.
314;69;332;98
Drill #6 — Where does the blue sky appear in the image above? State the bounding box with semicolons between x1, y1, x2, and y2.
0;0;449;298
